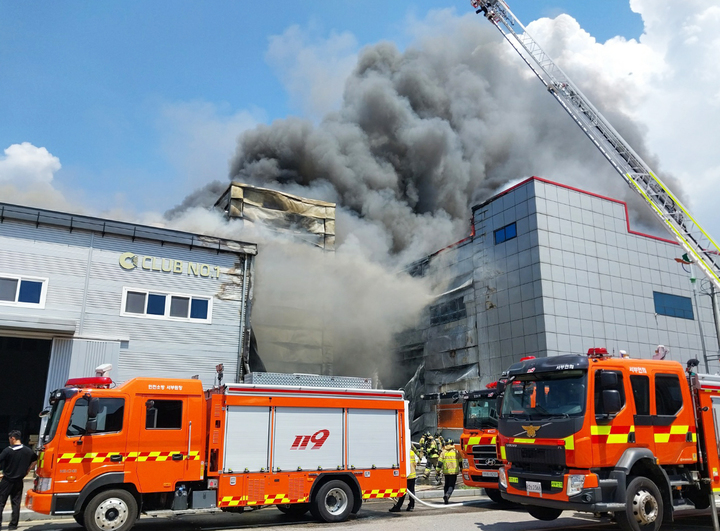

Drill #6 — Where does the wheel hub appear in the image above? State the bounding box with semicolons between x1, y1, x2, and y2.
95;497;129;530
631;488;658;525
325;488;348;515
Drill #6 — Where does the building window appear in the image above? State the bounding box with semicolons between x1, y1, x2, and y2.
430;297;467;326
494;222;517;245
0;274;47;308
653;291;694;320
122;288;212;323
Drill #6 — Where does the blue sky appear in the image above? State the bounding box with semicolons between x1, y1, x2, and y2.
2;0;718;252
0;1;642;207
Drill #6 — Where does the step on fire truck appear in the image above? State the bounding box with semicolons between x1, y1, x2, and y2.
496;348;720;531
26;372;409;531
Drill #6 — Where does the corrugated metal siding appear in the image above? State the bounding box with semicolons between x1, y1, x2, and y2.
0;216;254;389
45;338;73;403
67;339;120;379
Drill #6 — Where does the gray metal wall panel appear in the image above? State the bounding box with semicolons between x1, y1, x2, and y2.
45;338;73;404
67;339;120;379
0;216;254;388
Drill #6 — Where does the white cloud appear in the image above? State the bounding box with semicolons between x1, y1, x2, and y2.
157;101;265;187
0;142;61;187
516;2;720;241
0;142;78;210
265;24;358;119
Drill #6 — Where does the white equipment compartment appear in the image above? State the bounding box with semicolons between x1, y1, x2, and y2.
347;409;398;469
273;407;344;471
224;406;271;472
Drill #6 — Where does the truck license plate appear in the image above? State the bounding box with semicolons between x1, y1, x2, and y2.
526;481;542;496
482;471;499;477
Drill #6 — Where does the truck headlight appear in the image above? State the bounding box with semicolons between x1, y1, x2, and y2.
462;459;469;470
498;467;507;489
567;475;585;496
36;477;52;492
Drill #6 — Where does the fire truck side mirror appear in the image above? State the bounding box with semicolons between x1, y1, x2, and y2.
86;397;100;434
602;390;622;415
496;381;506;394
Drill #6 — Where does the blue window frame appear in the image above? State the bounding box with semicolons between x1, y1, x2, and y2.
653;291;694;320
494;222;517;245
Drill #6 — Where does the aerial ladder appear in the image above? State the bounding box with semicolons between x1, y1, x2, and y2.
470;0;720;291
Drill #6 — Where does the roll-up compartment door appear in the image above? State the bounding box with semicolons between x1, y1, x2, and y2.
224;406;271;472
348;409;398;469
273;407;343;471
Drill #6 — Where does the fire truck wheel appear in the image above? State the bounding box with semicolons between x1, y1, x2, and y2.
527;505;563;521
312;480;354;523
616;476;663;531
83;489;138;531
485;489;504;504
276;503;310;517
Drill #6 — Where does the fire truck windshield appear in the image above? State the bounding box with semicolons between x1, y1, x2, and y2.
41;398;66;445
501;370;587;419
464;396;498;429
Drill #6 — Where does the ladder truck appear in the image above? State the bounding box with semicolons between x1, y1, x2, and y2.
470;0;720;292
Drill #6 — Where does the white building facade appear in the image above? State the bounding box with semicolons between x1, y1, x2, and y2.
0;203;256;445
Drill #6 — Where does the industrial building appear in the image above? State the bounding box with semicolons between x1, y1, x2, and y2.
399;177;719;435
0;202;256;446
215;183;337;375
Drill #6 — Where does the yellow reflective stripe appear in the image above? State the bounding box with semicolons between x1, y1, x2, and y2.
467;436;481;445
654;434;670;443
500;446;506;460
563;435;574;450
512;438;536;444
490;436;497;444
591;426;612;435
670;425;689;434
607;434;629;444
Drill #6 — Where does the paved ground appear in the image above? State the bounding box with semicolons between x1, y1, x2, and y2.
8;489;720;531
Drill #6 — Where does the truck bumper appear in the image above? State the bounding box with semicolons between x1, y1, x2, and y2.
25;490;53;515
501;487;625;513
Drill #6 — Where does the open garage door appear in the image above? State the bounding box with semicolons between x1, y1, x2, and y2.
0;336;51;449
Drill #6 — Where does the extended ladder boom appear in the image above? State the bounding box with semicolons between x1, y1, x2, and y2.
471;0;720;290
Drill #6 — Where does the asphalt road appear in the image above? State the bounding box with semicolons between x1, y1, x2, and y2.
12;497;720;531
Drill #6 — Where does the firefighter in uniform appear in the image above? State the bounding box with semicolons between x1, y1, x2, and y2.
389;446;417;512
423;436;440;481
438;439;461;504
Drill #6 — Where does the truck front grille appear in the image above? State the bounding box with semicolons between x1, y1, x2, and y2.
505;444;565;467
471;444;499;468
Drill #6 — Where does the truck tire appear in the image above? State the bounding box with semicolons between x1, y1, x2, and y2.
485;488;504;504
276;503;310;517
615;476;664;531
311;480;354;523
83;489;138;531
527;505;563;521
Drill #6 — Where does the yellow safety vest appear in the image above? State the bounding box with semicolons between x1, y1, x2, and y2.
440;448;459;475
408;449;417;479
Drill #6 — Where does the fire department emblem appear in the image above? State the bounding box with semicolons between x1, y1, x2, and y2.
522;425;540;438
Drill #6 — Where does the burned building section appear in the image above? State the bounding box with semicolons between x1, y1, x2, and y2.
215;183;338;376
398;177;717;438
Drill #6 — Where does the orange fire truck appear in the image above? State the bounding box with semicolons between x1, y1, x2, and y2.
26;375;409;531
496;348;720;531
459;386;504;503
